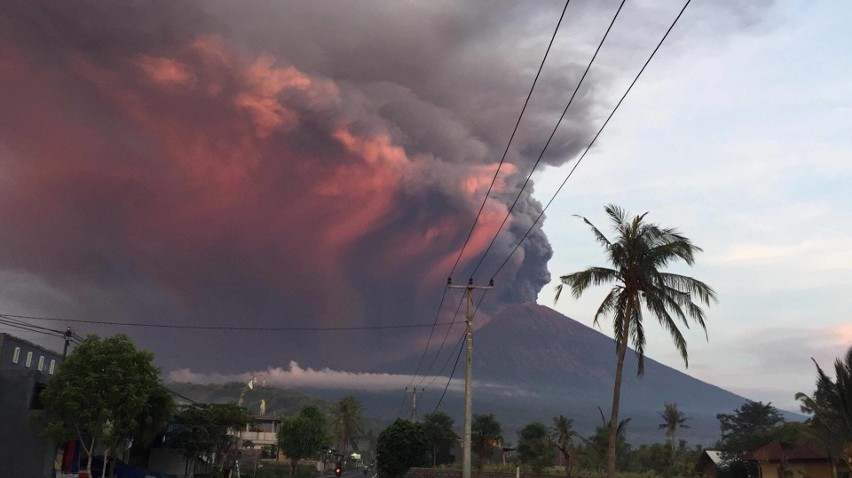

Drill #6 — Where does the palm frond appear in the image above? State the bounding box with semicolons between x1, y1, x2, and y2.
558;267;618;300
592;287;621;329
577;215;612;249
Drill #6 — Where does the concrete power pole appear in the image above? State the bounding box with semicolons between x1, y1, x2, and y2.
409;387;418;422
449;278;493;478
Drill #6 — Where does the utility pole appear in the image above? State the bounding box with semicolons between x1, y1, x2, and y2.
408;387;419;422
448;277;493;478
62;327;72;359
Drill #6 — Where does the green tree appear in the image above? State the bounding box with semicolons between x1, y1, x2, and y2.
581;410;632;472
331;395;365;458
550;415;578;477
170;403;251;477
423;411;456;466
796;346;852;474
555;205;716;478
376;418;430;478
41;334;173;477
472;413;503;470
716;400;785;454
658;403;689;463
517;422;556;473
278;405;330;477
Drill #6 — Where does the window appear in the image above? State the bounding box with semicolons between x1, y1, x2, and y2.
37;355;44;371
12;346;20;364
30;383;46;410
25;351;33;368
49;359;56;374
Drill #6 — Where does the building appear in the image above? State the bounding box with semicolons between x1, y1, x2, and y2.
0;333;64;478
695;450;729;478
743;441;835;478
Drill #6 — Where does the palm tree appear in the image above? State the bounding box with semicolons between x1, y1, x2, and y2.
555;205;716;478
551;415;579;477
658;402;689;464
331;395;365;458
796;346;852;475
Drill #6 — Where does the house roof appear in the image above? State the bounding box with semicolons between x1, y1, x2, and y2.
696;450;730;472
742;441;827;462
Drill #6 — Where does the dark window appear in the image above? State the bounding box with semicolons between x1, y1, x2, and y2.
30;382;47;409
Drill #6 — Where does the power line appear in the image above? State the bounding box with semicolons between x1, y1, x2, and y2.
425;328;465;389
447;0;571;280
415;286;466;387
490;0;694;280
431;327;465;413
0;313;461;332
470;0;627;278
431;290;488;413
404;282;450;391
406;0;571;401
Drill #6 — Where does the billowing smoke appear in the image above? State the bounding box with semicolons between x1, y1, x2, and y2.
0;0;768;373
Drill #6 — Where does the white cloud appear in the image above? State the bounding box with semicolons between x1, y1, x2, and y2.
168;361;447;392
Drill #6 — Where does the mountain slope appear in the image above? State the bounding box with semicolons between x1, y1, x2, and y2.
375;302;759;445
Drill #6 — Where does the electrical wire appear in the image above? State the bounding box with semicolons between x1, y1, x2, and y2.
0;312;462;332
431;328;465;414
490;0;694;280
405;0;571;395
404;283;449;391
415;287;467;387
431;290;489;412
447;0;572;280
470;0;627;278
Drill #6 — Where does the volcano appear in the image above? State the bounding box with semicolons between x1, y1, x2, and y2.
367;302;759;445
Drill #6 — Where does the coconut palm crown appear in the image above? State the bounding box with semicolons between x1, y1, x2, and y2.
555;204;716;374
555;204;716;478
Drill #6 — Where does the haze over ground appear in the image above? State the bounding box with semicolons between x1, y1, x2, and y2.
0;0;849;413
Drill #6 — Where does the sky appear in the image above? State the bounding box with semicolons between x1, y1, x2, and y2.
0;0;849;413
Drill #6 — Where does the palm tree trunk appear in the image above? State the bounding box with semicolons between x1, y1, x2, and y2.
606;317;630;478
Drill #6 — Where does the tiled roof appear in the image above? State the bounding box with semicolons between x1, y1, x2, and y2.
743;441;827;462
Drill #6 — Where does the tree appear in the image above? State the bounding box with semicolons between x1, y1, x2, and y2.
555;205;716;478
376;418;430;478
423;411;456;466
658;403;689;463
472;413;503;470
716;400;785;454
581;409;632;472
550;415;578;477
331;395;365;458
278;405;330;477
170;403;251;477
41;334;173;477
796;346;852;474
517;422;556;473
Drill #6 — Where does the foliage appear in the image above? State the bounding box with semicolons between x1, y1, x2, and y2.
472;413;503;470
331;395;365;457
517;422;557;473
278;405;331;477
376;418;430;478
170;402;251;477
715;400;785;454
550;415;579;477
658;403;689;464
628;443;671;474
581;413;632;472
254;463;317;478
166;381;333;417
796;345;852;473
41;333;173;477
555;205;715;478
423;411;456;466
